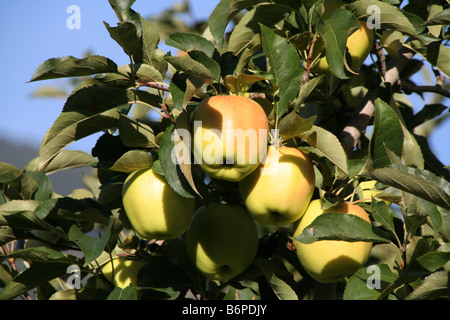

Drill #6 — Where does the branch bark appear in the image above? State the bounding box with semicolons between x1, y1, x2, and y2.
340;46;416;156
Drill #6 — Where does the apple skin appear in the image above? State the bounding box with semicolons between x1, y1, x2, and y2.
122;167;196;240
239;146;315;226
192;95;269;182
293;199;373;284
101;257;147;288
185;203;259;282
358;180;391;206
312;0;374;74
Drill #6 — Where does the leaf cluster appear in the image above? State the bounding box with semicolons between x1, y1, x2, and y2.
1;0;450;300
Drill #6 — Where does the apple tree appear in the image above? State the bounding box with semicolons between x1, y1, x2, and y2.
1;0;450;300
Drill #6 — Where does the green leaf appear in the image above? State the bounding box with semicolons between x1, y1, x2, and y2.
294;75;324;109
0;162;22;183
405;251;450;277
108;0;137;23
1;246;78;264
134;63;164;83
404;40;450;80
165;51;220;80
260;24;303;116
107;286;138;300
317;9;359;79
362;164;450;210
371;199;395;233
118;113;157;149
165;32;216;58
406;271;450;300
347;0;420;39
158;126;197;199
370;99;404;169
29;55;118;82
68;216;120;267
253;258;298;300
423;8;450;26
299;125;348;179
0;262;72;300
208;0;234;48
108;150;153;173
25;171;53;202
295;212;391;244
3;210;67;239
228;4;291;54
343;264;399;300
104;21;141;58
139;15;161;67
36;150;96;175
278;112;316;141
38;86;130;170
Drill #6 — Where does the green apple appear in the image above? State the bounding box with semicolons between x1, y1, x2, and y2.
293;199;373;283
101;257;147;288
122;167;196;240
239;145;315;226
191;95;269;182
185;203;259;282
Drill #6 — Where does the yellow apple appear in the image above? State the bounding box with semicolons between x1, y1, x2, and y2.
358;180;391;205
293;199;373;283
239;145;315;226
122;167;196;240
311;0;374;74
101;257;147;288
185;203;259;282
191;95;269;182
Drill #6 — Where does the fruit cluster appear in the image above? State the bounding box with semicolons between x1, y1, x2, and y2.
115;94;374;288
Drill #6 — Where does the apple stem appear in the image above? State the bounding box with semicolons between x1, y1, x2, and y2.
313;281;337;300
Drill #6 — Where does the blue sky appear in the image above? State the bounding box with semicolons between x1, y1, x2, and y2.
1;0;449;168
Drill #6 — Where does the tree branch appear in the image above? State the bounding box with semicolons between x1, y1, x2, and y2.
400;81;450;99
340;46;416;156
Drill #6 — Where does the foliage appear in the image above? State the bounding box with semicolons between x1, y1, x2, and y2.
1;0;450;300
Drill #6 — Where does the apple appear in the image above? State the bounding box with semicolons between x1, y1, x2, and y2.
185;203;259;282
101;257;147;288
293;199;373;283
122;167;196;240
191;95;269;182
239;145;315;226
358;180;391;206
311;0;374;74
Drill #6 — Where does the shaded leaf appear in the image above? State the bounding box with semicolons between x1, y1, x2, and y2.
343;264;398;300
165;32;216;57
228;4;291;54
253;258;298;300
0;262;71;300
29;55;118;82
0;162;22;183
108;150;153;173
158;126;197;199
404;40;450;79
68;216;120;266
118;113;157;148
406;271;450;300
370;99;404;169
